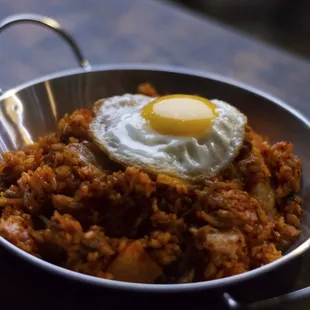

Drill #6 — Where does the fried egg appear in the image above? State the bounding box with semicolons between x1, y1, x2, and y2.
89;94;247;182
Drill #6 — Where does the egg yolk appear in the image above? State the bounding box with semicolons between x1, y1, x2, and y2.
141;94;217;137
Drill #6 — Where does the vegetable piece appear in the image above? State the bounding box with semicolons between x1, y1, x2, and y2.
250;180;275;218
107;241;162;283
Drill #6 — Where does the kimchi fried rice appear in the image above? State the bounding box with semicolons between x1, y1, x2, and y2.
0;84;302;284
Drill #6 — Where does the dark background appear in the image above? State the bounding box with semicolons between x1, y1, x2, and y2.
167;0;310;59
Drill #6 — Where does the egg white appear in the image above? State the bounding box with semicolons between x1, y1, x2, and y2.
89;94;247;182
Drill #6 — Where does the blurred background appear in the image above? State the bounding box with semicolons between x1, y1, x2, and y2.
166;0;310;59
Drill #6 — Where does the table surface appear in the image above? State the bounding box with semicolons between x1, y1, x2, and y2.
1;0;310;309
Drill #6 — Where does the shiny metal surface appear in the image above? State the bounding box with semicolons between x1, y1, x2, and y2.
1;13;310;310
0;13;91;95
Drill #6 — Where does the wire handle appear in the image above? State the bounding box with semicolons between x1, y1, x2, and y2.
0;13;91;95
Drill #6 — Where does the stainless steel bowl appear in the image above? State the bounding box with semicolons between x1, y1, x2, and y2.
1;14;310;310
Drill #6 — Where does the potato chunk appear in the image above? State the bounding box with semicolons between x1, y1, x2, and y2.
108;241;162;283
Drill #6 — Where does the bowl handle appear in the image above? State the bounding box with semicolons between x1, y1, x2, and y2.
0;13;91;95
222;287;310;309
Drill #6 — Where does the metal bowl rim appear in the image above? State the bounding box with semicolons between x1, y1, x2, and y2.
1;63;310;292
